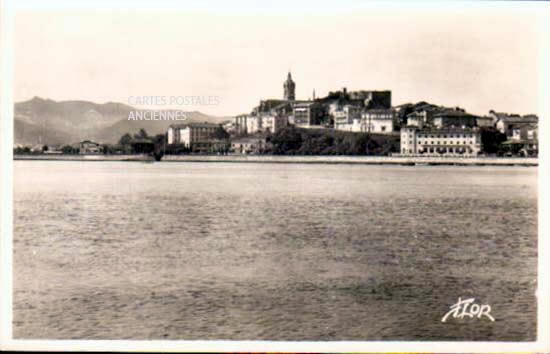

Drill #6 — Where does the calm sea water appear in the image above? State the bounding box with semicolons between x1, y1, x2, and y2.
13;161;537;340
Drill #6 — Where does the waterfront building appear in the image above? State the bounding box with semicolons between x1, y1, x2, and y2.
78;140;101;154
501;121;538;156
494;113;538;138
231;137;267;154
491;111;539;155
400;126;482;156
167;122;220;151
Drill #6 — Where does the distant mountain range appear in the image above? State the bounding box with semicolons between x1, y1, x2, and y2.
14;97;231;146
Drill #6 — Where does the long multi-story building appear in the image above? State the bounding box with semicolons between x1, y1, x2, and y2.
400;126;482;156
234;113;287;135
167;122;220;151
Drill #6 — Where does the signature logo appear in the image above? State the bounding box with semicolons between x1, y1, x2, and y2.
441;297;495;322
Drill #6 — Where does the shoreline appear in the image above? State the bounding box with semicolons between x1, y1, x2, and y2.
13;154;538;166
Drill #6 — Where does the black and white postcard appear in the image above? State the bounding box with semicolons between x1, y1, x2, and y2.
1;0;549;352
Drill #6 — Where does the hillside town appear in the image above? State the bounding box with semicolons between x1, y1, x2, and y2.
163;72;538;157
14;72;539;158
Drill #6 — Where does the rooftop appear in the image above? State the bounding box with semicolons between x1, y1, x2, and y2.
402;126;479;134
169;122;220;129
433;109;479;119
500;115;538;123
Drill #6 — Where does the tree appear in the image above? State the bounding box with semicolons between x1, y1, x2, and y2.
61;145;75;154
153;134;166;146
480;127;507;155
101;144;116;154
134;128;149;140
211;126;230;140
270;126;303;154
119;133;133;146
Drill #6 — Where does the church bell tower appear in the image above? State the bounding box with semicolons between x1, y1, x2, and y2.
283;71;296;101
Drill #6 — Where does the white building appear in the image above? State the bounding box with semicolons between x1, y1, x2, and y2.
231;137;267;154
234;114;287;135
167;122;220;148
333;105;362;131
406;111;427;129
360;108;395;133
400;126;482;156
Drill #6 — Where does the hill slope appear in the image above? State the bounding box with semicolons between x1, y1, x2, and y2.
14;97;230;145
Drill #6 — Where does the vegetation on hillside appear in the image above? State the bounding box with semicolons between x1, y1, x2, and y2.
267;126;400;156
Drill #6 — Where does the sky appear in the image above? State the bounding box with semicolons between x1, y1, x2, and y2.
13;2;543;117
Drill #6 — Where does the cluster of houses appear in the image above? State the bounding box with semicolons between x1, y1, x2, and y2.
16;72;538;157
166;72;538;156
14;140;103;155
399;106;538;157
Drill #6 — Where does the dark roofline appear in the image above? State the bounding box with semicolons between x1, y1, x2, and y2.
169;122;220;129
402;126;480;133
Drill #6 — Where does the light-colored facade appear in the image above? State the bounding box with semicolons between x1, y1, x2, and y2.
293;101;323;128
406;110;432;128
234;114;287;135
167;122;220;149
234;114;250;135
333;105;362;131
400;126;482;156
360;109;395;133
231;137;267;154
